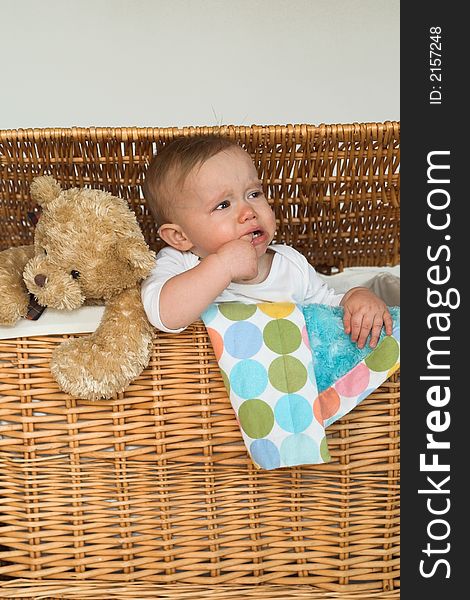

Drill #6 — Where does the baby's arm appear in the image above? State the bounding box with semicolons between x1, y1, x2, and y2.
159;239;258;330
340;287;393;349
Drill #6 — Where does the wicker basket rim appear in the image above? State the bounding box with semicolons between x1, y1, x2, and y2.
0;121;400;141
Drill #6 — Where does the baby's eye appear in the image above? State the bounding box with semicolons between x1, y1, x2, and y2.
248;190;263;199
215;200;231;210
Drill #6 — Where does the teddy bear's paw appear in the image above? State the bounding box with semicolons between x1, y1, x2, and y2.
51;336;149;401
0;289;30;326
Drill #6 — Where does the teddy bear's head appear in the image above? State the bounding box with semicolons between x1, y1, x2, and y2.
23;176;155;310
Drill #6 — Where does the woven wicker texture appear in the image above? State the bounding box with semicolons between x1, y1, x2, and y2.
0;124;400;596
0;327;399;591
0;582;401;600
0;123;400;272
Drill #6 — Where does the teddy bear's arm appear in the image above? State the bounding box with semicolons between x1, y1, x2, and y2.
0;245;36;325
50;286;154;400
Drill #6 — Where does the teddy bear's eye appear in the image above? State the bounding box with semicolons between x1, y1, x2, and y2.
71;270;80;279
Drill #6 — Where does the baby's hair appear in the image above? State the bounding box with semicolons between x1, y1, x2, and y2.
143;135;241;227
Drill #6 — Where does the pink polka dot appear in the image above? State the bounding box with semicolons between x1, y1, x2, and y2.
335;363;370;398
302;325;311;349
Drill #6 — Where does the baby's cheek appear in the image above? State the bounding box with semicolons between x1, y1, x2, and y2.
269;206;277;224
211;232;234;253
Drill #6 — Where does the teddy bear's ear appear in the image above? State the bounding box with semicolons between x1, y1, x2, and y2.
116;237;156;279
30;176;62;207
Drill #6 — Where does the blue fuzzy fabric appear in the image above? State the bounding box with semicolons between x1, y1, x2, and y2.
302;304;400;392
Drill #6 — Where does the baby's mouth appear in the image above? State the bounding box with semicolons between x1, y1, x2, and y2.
241;229;265;244
249;229;267;246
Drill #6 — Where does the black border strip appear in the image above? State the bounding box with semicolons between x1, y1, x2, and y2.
401;3;465;597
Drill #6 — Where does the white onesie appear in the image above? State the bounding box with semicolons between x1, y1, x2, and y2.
141;244;344;333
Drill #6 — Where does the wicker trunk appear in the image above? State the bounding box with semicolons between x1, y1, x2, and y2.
0;123;400;599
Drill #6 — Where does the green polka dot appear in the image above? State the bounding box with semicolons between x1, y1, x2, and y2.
219;303;257;321
320;436;331;462
238;399;274;438
268;356;307;393
263;319;302;354
220;369;230;394
365;336;400;372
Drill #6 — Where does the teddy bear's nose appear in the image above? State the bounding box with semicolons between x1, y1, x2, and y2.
34;274;47;288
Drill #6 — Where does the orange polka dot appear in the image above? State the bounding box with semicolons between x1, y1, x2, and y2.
313;387;341;424
313;397;323;424
206;327;224;361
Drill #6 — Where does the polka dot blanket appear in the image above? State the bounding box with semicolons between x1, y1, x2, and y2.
201;302;400;470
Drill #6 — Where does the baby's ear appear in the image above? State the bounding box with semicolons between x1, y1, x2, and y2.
158;224;193;251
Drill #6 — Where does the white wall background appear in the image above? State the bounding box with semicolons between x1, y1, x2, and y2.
1;0;399;130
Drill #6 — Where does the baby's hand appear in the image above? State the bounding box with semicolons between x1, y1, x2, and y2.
216;239;259;282
341;287;393;349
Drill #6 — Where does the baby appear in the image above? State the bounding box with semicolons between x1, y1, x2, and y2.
142;136;392;349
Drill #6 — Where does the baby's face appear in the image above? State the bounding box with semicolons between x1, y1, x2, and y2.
172;146;276;258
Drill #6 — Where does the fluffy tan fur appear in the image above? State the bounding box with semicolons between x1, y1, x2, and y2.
0;176;156;400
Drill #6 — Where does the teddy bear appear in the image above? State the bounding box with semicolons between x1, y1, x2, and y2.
0;176;156;400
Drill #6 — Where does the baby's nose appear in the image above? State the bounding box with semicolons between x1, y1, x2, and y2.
239;203;256;221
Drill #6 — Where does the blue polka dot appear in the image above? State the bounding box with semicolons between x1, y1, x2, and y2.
201;304;218;324
280;433;320;466
250;439;281;470
324;412;345;428
274;394;313;433
224;321;263;359
356;387;376;406
230;360;268;399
